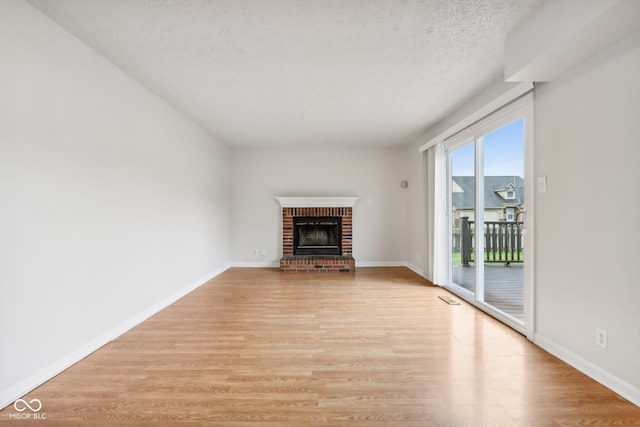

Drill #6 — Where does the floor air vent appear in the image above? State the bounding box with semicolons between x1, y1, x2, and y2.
438;295;461;305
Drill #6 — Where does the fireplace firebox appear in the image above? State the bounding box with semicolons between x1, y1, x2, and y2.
294;217;341;255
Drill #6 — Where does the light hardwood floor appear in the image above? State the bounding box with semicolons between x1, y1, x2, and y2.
2;267;639;426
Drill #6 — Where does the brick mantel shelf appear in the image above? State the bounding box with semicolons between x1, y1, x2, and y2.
277;196;358;272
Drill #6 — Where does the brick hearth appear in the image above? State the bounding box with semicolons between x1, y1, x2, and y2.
280;255;355;273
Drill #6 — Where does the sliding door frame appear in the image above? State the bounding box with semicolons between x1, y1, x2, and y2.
443;93;535;339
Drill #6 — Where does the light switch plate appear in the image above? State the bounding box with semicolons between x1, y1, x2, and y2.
538;176;547;193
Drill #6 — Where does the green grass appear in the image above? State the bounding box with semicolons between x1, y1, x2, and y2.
452;252;470;266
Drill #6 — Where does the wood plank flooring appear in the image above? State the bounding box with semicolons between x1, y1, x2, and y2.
2;267;639;426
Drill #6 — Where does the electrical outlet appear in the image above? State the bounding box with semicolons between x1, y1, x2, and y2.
596;328;607;349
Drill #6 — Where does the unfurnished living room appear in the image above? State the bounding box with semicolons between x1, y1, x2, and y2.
2;0;640;425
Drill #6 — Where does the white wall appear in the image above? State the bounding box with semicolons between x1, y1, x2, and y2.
534;32;640;399
230;146;408;266
0;0;231;407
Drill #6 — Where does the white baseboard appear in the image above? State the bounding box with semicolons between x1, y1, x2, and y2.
405;262;425;277
534;333;640;407
229;260;427;277
355;261;426;279
230;261;280;268
0;263;231;410
355;261;407;267
231;261;418;270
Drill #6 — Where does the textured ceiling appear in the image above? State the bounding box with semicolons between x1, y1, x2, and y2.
27;0;542;148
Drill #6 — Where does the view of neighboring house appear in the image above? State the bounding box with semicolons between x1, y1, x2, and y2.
452;176;524;224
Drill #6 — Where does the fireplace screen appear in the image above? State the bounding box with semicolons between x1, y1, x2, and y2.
294;217;341;255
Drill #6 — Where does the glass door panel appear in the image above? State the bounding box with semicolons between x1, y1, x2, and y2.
481;119;525;321
449;141;475;297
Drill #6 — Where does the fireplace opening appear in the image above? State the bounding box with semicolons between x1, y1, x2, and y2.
294;217;341;256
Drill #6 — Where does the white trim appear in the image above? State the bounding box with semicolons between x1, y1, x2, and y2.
355;261;407;268
229;261;426;276
419;82;533;152
276;196;358;208
231;261;280;268
0;263;231;410
432;142;448;286
522;95;535;342
535;334;640;407
475;136;486;303
445;92;533;144
405;262;425;277
231;260;426;275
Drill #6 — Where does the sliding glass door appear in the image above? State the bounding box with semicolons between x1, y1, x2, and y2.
449;140;477;298
482;120;525;322
446;96;532;334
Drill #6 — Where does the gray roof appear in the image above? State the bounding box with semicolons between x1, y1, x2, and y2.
452;176;524;209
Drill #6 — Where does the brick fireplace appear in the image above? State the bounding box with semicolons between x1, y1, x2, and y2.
277;197;358;272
